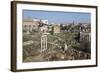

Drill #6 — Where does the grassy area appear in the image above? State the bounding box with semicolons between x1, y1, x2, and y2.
23;31;91;62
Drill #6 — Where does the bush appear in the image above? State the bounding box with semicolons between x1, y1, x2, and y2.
71;43;80;50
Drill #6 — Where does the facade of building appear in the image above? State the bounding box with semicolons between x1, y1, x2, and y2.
40;25;48;34
41;19;48;24
80;32;91;42
23;21;39;32
23;18;49;33
53;25;60;33
80;23;90;33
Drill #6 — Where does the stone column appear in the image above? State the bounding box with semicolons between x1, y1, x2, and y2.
41;34;47;52
64;43;68;51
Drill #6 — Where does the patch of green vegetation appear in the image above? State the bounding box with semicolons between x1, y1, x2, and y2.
23;35;32;42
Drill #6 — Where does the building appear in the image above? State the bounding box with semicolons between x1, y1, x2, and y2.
40;25;48;34
53;25;60;33
80;23;90;33
23;21;39;31
41;19;48;24
80;32;91;42
23;18;49;33
23;18;40;32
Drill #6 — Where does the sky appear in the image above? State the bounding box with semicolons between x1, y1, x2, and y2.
23;10;91;24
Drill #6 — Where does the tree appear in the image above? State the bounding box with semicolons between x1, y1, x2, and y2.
74;32;80;43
